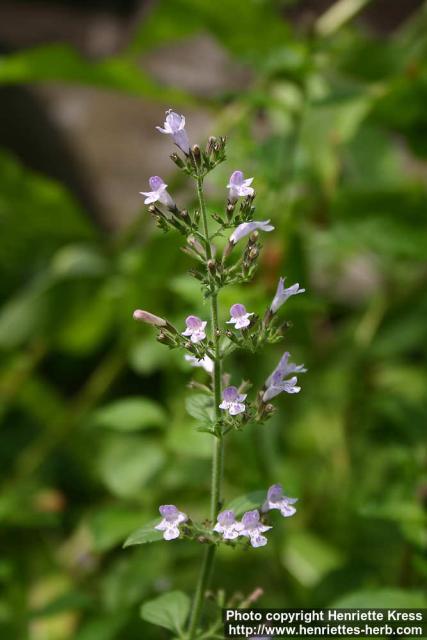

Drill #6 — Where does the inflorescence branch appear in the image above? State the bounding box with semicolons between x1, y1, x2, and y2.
131;109;307;639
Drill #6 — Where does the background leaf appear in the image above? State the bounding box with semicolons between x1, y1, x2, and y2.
140;590;191;633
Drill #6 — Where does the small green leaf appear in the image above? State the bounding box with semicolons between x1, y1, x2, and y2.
226;491;266;516
92;397;167;432
123;519;164;547
186;394;214;423
140;590;190;633
283;531;344;587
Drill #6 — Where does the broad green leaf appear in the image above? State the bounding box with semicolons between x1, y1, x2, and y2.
0;44;193;103
129;339;170;375
226;491;266;516
88;507;150;552
123;519;164;548
0;278;48;349
283;531;344;587
185;394;214;423
30;590;91;618
140;590;190;633
92;397;167;432
97;436;165;498
74;615;127;640
50;245;107;280
169;275;202;304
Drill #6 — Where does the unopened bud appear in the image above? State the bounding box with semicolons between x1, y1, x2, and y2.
170;152;185;168
249;231;259;243
263;308;273;326
249;247;258;260
206;136;217;155
187;235;205;255
133;309;167;327
192;144;201;164
207;259;216;273
222;240;234;260
226;202;235;220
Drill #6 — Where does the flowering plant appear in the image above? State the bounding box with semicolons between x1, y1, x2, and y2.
124;110;306;639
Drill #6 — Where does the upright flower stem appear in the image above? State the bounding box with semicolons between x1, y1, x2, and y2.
187;175;224;640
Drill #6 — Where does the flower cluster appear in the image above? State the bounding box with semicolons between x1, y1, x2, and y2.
155;484;297;548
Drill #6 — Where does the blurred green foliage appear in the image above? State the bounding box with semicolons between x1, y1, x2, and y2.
0;0;426;638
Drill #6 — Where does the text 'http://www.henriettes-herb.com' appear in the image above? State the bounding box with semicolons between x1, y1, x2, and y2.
124;109;307;639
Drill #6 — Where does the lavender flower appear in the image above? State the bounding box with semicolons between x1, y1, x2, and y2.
133;309;167;327
226;303;254;329
262;484;298;518
140;176;175;207
184;354;214;374
265;351;307;388
213;510;242;540
270;277;305;313
219;386;247;416
182;315;207;343
227;170;254;203
239;510;272;548
156;109;190;154
229;220;274;245
263;373;300;402
155;505;188;541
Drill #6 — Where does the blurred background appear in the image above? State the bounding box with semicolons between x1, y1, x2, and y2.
1;0;426;638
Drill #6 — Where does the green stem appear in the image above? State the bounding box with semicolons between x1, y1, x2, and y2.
187;175;224;640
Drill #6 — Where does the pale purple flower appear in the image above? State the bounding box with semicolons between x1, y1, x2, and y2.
263;374;300;402
184;354;214;374
140;176;175;207
226;303;254;329
214;510;242;540
229;220;274;245
182;315;207;343
219;386;247;416
227;170;254;203
262;484;298;518
156;109;190;154
266;352;307;387
239;510;272;548
155;505;187;541
270;277;305;313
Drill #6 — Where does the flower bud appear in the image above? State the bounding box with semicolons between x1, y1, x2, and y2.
207;259;216;274
249;247;259;261
187;235;205;256
206;136;217;155
249;231;259;243
170;152;185;168
192;144;201;166
222;240;234;261
133;309;167;327
179;209;191;225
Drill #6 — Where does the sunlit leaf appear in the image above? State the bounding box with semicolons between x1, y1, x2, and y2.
140;590;190;633
123;519;164;548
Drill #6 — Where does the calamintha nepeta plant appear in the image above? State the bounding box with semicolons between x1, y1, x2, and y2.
124;109;306;640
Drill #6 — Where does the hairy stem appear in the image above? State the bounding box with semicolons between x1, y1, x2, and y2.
187;175;224;639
